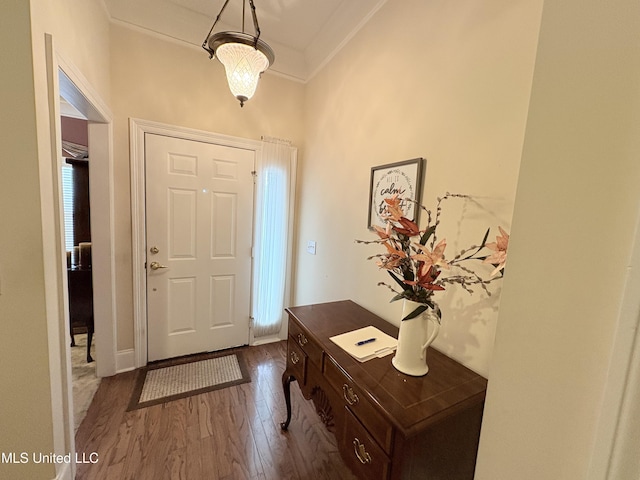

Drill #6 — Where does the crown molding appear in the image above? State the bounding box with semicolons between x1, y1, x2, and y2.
104;0;387;83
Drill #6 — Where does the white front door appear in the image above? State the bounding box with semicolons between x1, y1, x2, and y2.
145;133;254;361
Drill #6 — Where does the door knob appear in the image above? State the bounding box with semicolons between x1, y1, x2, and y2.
149;261;169;270
150;246;159;254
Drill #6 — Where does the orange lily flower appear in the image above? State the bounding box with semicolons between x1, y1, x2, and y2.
393;217;421;237
373;222;392;240
412;239;450;275
374;240;407;270
483;226;509;276
382;241;406;258
383;195;404;221
404;265;445;291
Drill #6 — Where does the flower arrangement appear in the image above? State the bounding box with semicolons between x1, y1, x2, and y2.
357;193;509;322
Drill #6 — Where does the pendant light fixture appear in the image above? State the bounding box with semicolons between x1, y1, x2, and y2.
202;0;275;107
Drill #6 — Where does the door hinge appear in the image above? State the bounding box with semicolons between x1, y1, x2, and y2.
249;316;255;328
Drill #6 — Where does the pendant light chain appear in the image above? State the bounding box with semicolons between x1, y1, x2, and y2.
248;0;261;44
242;0;245;34
202;0;231;57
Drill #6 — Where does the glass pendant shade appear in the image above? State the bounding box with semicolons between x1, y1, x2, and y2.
202;0;275;107
216;42;269;106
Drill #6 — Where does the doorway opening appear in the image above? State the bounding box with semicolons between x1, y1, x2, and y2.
55;64;116;378
53;64;117;437
59;107;100;429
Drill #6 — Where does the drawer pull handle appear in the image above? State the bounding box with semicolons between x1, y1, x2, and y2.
342;384;359;406
353;438;372;464
297;333;308;346
290;351;300;365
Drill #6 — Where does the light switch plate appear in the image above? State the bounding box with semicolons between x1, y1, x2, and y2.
307;241;317;255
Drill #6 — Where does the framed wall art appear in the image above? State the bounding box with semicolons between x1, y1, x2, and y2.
368;158;425;229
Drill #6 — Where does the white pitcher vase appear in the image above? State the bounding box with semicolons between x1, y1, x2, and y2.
392;299;440;376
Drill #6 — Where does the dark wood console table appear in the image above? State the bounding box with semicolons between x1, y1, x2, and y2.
281;300;487;480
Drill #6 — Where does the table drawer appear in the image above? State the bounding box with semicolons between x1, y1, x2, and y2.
287;337;307;384
289;318;323;368
343;407;390;480
324;355;394;454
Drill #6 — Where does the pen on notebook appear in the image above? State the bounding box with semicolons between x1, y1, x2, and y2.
355;337;376;346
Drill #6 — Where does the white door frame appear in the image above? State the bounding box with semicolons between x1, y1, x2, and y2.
129;118;262;368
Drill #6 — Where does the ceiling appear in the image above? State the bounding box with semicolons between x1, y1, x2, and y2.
104;0;388;82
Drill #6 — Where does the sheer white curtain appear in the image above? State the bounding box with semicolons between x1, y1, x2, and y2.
252;137;295;338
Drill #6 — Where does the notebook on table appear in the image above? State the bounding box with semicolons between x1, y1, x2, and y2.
329;326;398;362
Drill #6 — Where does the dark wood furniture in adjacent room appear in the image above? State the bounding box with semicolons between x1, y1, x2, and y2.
281;300;487;480
68;267;94;362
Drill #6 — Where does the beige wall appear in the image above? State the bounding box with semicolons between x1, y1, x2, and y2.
297;0;543;376
109;24;305;350
475;0;640;477
0;3;55;478
1;0;111;478
32;0;111;104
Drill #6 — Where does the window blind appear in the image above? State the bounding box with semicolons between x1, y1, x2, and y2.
61;163;75;251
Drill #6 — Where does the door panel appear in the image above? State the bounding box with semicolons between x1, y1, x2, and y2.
145;133;254;361
168;188;197;258
210;275;234;327
211;192;237;257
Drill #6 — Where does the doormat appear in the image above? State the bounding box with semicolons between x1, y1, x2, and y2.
128;350;250;410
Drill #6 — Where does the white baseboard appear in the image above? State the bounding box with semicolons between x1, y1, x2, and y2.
116;349;136;373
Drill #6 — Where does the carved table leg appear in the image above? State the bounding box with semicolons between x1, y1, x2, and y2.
281;372;295;430
86;321;94;363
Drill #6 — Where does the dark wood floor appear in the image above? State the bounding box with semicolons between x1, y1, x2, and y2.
75;341;357;480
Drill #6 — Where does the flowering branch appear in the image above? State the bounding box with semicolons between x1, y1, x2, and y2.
357;194;508;321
